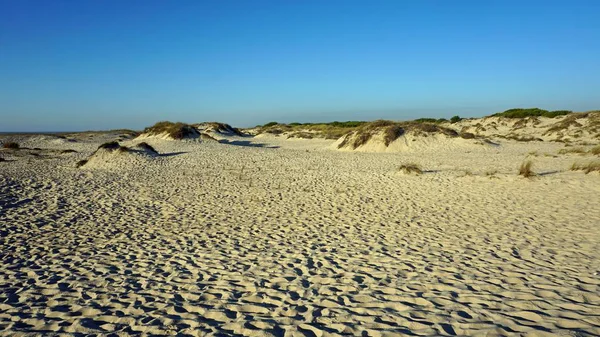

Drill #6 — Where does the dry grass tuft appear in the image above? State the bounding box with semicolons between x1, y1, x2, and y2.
399;163;423;175
136;142;157;154
519;160;535;178
571;161;600;174
2;142;19;149
591;145;600;155
559;147;586;154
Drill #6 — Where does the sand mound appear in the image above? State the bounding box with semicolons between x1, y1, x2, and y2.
137;121;201;140
336;120;487;152
451;111;600;143
195;122;244;137
78;141;157;169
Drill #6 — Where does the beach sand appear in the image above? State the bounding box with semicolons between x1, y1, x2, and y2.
1;132;599;336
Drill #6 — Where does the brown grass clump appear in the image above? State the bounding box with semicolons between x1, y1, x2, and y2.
2;142;19;149
591;145;600;155
143;121;198;139
384;125;405;146
98;141;121;150
338;120;460;149
135;142;157;154
519;160;535;178
459;132;476;139
398;163;423;175
97;141;130;153
571;161;600;174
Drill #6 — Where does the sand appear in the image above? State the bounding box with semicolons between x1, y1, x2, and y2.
1;130;599;336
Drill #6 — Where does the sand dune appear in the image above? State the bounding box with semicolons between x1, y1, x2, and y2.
1;125;599;336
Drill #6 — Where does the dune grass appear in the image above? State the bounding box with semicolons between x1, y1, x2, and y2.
571;161;600;174
338;120;459;149
493;108;571;119
519;160;535;178
143;121;198;139
398;163;423;175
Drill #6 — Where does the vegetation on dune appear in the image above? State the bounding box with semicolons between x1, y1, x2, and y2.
143;121;198;139
97;141;130;153
2;142;20;149
135;142;157;154
450;115;462;123
338;120;460;149
203;122;244;136
398;163;423;175
259;121;367;139
519;160;535;178
571;161;600;174
591;145;600;155
493;108;572;119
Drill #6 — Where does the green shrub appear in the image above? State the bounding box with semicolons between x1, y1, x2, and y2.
493;108;571;118
450;115;462;123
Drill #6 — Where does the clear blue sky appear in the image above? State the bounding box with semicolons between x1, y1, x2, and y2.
1;0;599;131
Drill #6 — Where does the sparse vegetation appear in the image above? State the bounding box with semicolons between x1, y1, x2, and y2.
338;120;459;149
559;147;586;154
398;163;423;175
459;132;476;139
97;141;130;153
143;121;198;139
136;142;157;154
591;145;600;155
570;161;600;174
519;160;535;178
98;141;121;150
3;142;19;149
493;108;572;119
450;115;462;123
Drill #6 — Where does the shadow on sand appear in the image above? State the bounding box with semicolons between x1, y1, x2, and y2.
218;139;279;149
159;152;188;157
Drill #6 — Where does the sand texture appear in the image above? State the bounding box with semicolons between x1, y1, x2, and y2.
1;130;600;336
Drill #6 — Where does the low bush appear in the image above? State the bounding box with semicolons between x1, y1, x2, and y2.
399;163;423;175
2;142;19;149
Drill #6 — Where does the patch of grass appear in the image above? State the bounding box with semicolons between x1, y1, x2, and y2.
559;147;586;154
136;142;157;153
399;163;423;175
493;108;572;118
98;141;121;150
144;121;198;139
571;161;600;174
459;132;476;139
2;142;19;149
338;120;460;149
519;160;535;178
590;145;600;155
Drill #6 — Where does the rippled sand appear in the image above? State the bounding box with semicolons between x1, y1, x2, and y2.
1;134;599;336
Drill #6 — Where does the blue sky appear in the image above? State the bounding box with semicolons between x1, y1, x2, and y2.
1;0;599;131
